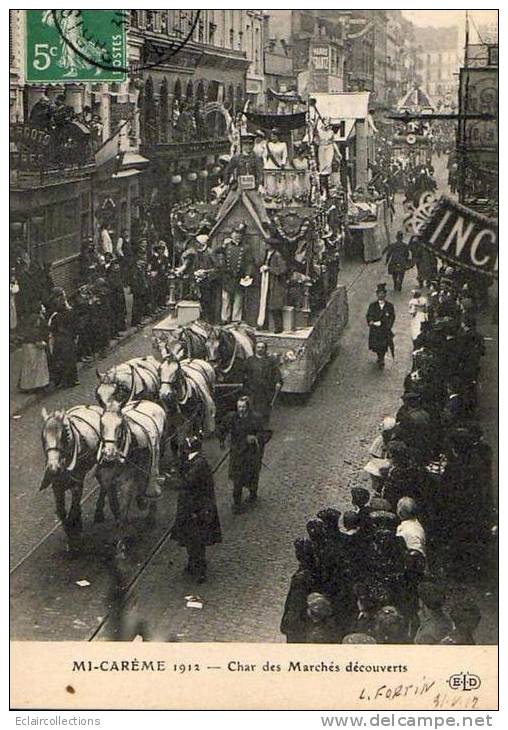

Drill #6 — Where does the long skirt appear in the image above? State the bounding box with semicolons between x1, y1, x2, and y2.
19;343;50;391
410;310;427;341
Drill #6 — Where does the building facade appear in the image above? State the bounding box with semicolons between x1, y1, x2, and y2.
266;10;345;95
263;37;295;112
9;10;261;286
415;26;459;109
457;41;498;211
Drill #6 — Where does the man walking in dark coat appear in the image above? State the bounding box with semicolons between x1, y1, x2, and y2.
170;436;222;583
366;283;396;369
385;231;412;292
242;341;283;427
218;396;271;512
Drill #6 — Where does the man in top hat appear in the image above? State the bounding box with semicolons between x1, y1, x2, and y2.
176;234;220;323
216;224;255;323
366;283;395;369
257;236;288;333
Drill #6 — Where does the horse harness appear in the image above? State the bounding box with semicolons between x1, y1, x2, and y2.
103;404;163;456
44;407;100;472
126;359;160;402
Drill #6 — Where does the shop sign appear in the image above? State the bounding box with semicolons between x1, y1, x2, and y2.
461;67;497;151
10;123;51;148
419;196;497;277
246;79;262;95
312;46;329;71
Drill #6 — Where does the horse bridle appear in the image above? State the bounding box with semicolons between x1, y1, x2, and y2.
43;418;75;468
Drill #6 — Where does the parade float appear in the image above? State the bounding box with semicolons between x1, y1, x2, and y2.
392;86;435;167
311;92;391;263
152;111;349;394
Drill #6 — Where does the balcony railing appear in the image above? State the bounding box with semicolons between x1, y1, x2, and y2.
10;156;96;189
140;137;230;160
10;117;97;189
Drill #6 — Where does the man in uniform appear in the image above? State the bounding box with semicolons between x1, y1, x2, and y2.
242;341;283;427
366;283;396;369
217;224;254;323
218;396;272;513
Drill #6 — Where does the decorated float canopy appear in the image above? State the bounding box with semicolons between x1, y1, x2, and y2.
397;86;435;114
310;92;371;142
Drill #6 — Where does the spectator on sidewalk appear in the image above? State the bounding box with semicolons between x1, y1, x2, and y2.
280;538;316;643
107;260;127;337
18;301;50;392
414;582;453;644
130;260;150;327
48;288;79;389
440;600;481;645
99;224;114;256
396;497;426;558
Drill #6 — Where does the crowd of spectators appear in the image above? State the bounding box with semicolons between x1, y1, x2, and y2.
280;264;495;645
10;220;177;392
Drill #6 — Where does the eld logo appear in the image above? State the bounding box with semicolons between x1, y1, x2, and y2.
448;672;481;691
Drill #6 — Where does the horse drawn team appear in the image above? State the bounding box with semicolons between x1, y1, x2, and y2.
39;319;282;558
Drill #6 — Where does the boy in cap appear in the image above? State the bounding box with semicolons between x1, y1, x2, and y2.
366;283;395;369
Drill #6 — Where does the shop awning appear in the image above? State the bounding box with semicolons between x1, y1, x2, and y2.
245;110;307;132
121;152;150;169
312;92;371;122
111;168;143;179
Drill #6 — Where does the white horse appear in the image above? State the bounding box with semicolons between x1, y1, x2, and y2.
96;356;161;408
40;405;103;546
203;322;256;380
96;400;166;526
157;341;216;436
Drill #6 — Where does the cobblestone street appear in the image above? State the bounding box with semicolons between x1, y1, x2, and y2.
10;177;498;644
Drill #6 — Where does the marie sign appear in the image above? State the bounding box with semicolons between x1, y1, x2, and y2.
420;197;498;278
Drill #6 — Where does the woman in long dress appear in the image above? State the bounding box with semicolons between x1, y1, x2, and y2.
264;128;288;170
408;289;428;343
18;302;50;392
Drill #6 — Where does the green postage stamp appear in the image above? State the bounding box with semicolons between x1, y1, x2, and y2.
25;10;127;83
